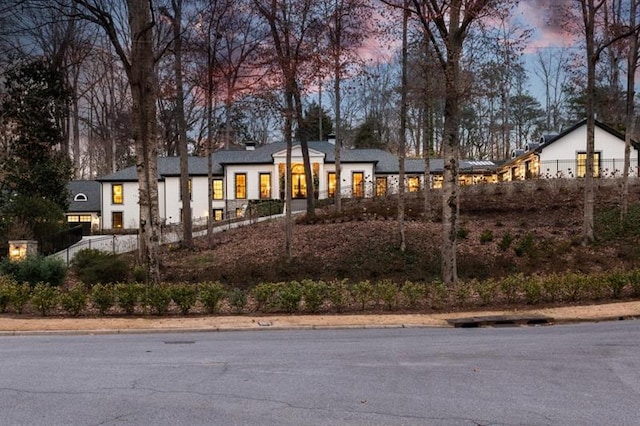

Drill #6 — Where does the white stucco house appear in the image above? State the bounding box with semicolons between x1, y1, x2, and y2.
95;140;495;231
498;119;640;181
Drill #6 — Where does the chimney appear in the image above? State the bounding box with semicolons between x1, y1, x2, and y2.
327;133;336;145
245;141;256;151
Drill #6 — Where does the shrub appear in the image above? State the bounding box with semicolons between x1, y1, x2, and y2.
606;270;628;299
541;273;565;303
252;282;278;312
0;275;17;313
522;276;543;305
401;280;424;309
452;280;473;307
71;249;128;286
276;281;303;313
10;282;31;313
514;233;536;258
456;227;469;240
132;266;148;283
227;288;247;313
374;279;399;311
498;274;522;304
327;279;350;313
474;278;497;306
301;279;328;313
199;281;227;314
59;285;87;316
30;283;59;316
498;232;514;252
629;269;640;297
479;230;494;244
563;272;588;302
145;284;172;315
352;280;374;311
91;284;115;315
115;282;143;315
0;256;66;287
169;283;197;315
426;280;447;309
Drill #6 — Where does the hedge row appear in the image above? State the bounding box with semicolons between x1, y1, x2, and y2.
1;270;640;317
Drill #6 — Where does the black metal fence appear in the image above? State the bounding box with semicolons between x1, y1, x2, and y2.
40;225;84;256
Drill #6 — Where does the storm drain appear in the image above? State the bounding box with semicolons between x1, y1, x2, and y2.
447;315;554;328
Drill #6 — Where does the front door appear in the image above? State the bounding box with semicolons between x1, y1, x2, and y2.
292;164;307;199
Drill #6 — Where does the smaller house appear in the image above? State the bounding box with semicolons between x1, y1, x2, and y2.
66;180;101;236
498;119;640;181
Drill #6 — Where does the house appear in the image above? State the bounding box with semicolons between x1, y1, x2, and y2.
66;180;101;235
96;141;496;231
498;119;640;181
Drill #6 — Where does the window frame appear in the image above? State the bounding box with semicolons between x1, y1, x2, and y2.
352;171;364;198
259;173;271;199
327;172;336;198
112;211;124;229
212;178;224;200
576;151;601;178
235;173;247;199
112;184;123;205
375;176;387;197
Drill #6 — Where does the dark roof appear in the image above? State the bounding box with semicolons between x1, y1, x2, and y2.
96;142;497;181
67;180;101;213
533;119;639;153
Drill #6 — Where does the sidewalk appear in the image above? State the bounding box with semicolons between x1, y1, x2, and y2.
1;301;639;336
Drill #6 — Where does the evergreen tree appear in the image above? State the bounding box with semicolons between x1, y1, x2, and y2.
1;59;73;209
297;101;333;142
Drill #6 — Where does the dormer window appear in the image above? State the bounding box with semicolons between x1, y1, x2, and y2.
74;193;88;202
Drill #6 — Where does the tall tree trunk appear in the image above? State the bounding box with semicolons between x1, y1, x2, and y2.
622;0;638;221
398;1;408;252
284;91;294;258
582;0;598;244
167;0;193;249
128;0;161;283
334;46;342;212
293;87;315;217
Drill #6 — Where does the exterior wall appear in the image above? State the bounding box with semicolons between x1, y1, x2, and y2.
538;125;639;178
100;181;142;229
323;163;376;197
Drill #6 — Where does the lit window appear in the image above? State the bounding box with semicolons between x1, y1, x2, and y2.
112;212;123;228
213;209;223;221
352;172;364;198
407;176;420;192
328;172;336;198
212;179;223;200
67;215;79;222
112;184;123;204
235;173;247;199
74;193;87;202
259;173;271;199
376;177;387;197
577;152;601;178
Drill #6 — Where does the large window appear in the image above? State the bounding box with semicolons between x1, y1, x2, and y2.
352;172;364;198
407;176;420;192
235;173;247;199
213;209;223;221
112;212;123;229
376;177;387;197
577;152;601;178
212;178;223;200
259;173;271;199
112;184;123;204
328;172;336;198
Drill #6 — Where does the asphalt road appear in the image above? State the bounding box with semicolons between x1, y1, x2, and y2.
1;321;639;425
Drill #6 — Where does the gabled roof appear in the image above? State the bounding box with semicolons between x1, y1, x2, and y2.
67;180;101;213
533;119;638;154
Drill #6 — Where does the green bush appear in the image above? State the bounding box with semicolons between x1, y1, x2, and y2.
0;275;17;312
59;285;87;316
563;272;588;302
456;227;469;240
629;269;640;297
401;280;424;309
10;282;31;313
199;281;227;314
426;280;447;309
91;284;115;315
145;284;172;315
30;282;59;316
374;279;399;311
606;270;628;299
327;279;350;313
474;278;497;306
276;281;303;313
0;256;66;287
227;288;247;313
352;280;374;311
452;281;473;307
541;273;565;303
169;283;197;315
522;276;543;305
498;274;522;304
115;282;143;315
514;233;537;258
252;282;278;312
301;279;328;313
71;249;129;286
498;232;514;252
479;230;494;244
